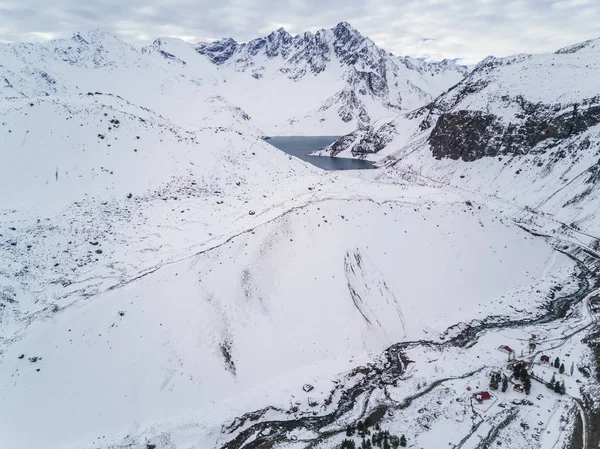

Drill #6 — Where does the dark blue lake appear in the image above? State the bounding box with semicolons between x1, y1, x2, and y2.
265;136;374;170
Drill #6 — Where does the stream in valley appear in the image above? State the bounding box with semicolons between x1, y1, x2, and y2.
221;241;600;449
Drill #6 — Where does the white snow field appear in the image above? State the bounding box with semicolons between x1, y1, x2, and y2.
0;169;580;449
1;25;599;449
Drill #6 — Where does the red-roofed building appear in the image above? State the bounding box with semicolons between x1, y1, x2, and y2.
473;391;491;403
498;345;516;360
498;345;514;354
540;355;550;364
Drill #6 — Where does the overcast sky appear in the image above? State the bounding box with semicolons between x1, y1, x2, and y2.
0;0;599;64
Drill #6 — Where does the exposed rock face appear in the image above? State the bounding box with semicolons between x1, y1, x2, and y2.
318;90;370;125
317;37;600;232
351;122;398;155
324;38;600;161
429;111;502;161
429;97;600;161
196;23;386;81
195;38;239;64
326;121;398;157
429;111;505;161
421;44;600;162
194;22;467;128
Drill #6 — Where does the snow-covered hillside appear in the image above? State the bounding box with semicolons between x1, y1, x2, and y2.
0;93;326;342
317;37;600;234
0;24;466;136
2;27;600;449
1;177;580;449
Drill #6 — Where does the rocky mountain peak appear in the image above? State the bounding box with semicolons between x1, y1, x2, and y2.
68;29;129;48
195;37;239;64
555;37;600;54
0;24;467;134
40;29;141;70
332;21;359;37
194;22;373;70
71;32;89;45
187;23;467;130
473;55;497;70
264;28;293;58
269;27;292;38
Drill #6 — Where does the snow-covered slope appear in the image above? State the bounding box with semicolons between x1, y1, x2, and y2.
0;31;265;136
318;38;600;233
2;27;600;449
2;91;581;448
0;24;466;136
0;93;325;341
1;181;577;449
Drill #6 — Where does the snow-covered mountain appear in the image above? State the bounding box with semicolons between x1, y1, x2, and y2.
191;22;467;133
3;90;575;449
0;24;466;136
316;37;600;233
0;27;467;449
2;27;600;449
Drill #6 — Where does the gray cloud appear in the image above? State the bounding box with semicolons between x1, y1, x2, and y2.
0;0;599;63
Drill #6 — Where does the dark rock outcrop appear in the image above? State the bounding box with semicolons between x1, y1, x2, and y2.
195;38;239;64
429;97;600;161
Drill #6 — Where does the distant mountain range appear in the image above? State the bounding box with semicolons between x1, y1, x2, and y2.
0;23;467;135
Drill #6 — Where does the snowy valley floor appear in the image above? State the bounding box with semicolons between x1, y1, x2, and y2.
1;169;599;449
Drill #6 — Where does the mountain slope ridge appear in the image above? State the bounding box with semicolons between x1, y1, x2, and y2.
0;23;467;135
315;36;600;233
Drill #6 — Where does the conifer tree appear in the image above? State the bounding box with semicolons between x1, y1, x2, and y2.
341;439;357;449
513;364;522;380
554;357;560;369
490;372;499;390
523;372;532;395
357;422;364;435
502;375;508;392
399;435;407;447
559;363;565;374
